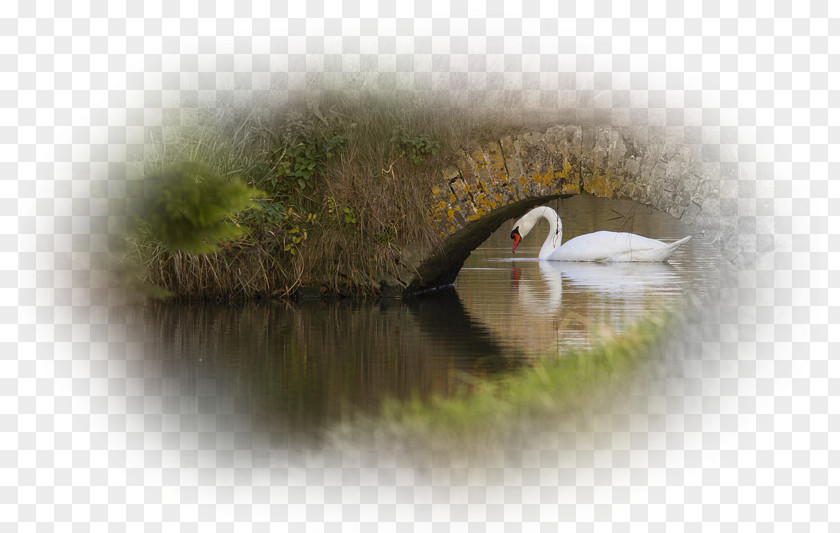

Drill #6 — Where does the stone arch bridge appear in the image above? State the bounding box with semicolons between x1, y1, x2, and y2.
394;124;731;295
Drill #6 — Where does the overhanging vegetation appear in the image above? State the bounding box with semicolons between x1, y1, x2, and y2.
124;92;556;299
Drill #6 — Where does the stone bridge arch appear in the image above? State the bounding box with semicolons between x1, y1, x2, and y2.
397;124;728;295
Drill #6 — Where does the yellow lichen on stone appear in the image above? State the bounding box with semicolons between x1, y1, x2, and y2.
586;170;618;198
428;204;442;223
530;171;552;188
486;146;508;182
542;171;554;186
560;181;580;195
549;159;571;183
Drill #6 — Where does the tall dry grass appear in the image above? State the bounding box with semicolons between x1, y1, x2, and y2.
127;91;569;299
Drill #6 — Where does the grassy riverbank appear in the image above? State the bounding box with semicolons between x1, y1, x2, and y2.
125;92;562;299
366;312;671;442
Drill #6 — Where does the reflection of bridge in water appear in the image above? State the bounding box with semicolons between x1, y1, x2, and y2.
137;291;524;439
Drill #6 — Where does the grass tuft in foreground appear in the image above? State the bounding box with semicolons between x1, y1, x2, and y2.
373;312;672;440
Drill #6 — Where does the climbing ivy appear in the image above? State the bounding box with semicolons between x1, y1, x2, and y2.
258;129;352;196
326;196;358;225
235;127;353;258
389;128;439;165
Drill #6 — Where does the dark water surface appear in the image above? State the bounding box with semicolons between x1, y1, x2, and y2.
140;196;723;434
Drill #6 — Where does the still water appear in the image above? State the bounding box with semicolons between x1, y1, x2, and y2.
140;196;722;434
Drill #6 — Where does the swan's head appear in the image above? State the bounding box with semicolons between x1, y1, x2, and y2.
510;227;522;252
511;219;536;252
510;207;552;253
510;212;537;252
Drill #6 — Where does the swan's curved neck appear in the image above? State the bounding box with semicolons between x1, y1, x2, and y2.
523;206;563;259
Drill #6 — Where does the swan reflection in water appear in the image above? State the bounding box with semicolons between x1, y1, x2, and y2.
486;258;685;352
503;258;681;307
546;260;681;294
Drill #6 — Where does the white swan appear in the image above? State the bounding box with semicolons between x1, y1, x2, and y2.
510;206;691;262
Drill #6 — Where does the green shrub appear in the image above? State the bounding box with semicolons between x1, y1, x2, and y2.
134;161;264;254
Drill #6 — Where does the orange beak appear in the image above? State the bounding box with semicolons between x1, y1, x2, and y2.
511;228;522;252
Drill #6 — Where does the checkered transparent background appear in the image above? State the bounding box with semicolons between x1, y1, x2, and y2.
4;0;838;529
